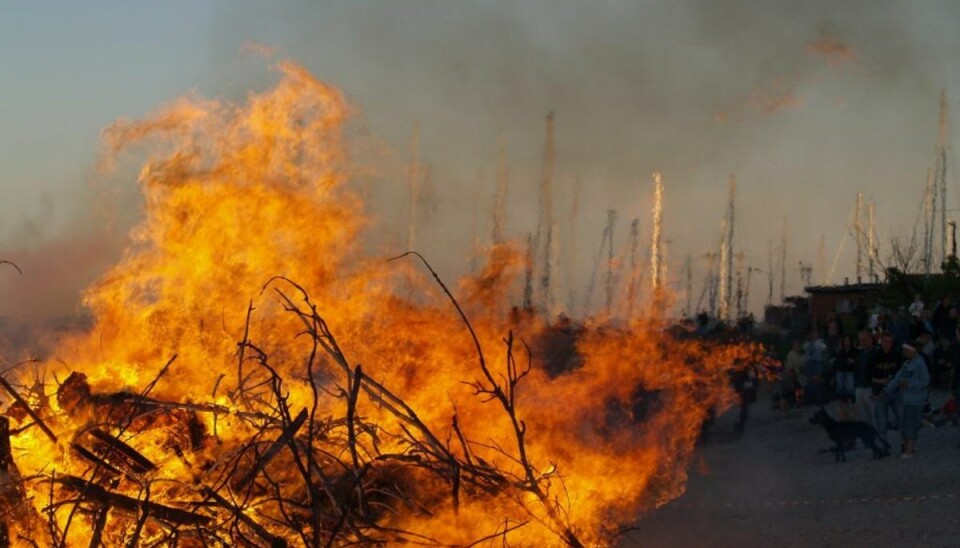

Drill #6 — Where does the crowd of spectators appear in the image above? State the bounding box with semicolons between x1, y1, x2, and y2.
777;293;960;459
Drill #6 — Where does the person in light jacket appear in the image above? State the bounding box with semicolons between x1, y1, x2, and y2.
781;339;806;410
884;342;930;459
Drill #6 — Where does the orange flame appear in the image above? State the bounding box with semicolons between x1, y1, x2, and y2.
3;59;761;546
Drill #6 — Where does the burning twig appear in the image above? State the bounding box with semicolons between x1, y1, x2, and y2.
88;504;109;548
264;277;454;462
0;375;57;443
199;486;287;548
235;408;308;491
234;300;256;400
55;476;210;527
69;445;123;480
341;363;369;526
0;261;22;275
126;482;150;547
393;251;585;547
119;355;177;432
86;429;157;475
259;276;548;544
465;519;530;547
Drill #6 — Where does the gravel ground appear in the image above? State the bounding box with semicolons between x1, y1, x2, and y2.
625;387;960;547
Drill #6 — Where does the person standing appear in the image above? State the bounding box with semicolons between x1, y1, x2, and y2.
885;343;930;459
804;330;830;406
870;332;901;443
824;312;842;354
834;334;857;418
732;365;758;435
932;335;957;390
854;330;878;426
782;339;806;410
932;296;955;339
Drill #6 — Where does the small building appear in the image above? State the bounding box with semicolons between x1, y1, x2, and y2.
804;282;884;328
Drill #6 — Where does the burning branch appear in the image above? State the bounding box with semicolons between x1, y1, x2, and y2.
391;251;585;547
54;476;209;527
0;261;22;275
259;273;552;543
0;376;56;443
0;263;758;546
234;407;307;491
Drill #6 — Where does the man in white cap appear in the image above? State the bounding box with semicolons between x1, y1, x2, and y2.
884;341;930;459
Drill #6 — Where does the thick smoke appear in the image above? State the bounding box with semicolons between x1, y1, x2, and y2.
4;0;960;321
205;0;960;313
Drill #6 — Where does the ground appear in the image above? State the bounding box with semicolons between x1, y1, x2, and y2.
626;387;960;548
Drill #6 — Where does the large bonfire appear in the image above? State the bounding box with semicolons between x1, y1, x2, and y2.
0;61;760;546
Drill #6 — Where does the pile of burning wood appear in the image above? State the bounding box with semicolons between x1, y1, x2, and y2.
0;62;763;546
0;270;597;547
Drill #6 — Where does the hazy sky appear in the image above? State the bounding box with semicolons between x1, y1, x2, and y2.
3;1;960;316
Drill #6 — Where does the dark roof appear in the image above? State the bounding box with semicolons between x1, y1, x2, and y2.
804;283;884;295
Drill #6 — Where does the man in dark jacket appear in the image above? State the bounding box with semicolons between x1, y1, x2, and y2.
932;296;955;339
854;329;877;426
932;335;958;390
870;332;901;442
731;365;758;435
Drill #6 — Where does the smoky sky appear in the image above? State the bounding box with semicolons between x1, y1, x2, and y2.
3;0;960;316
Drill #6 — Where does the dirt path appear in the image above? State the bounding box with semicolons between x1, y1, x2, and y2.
625;387;960;547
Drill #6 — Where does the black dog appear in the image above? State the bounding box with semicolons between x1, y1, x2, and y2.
809;408;890;462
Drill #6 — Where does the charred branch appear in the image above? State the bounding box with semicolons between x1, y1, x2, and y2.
0;376;57;443
55;476;210;527
0;261;22;275
200;486;288;548
86;429;157;475
394;252;585;547
235;408;308;491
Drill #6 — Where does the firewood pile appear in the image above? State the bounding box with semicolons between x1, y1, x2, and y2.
0;267;598;547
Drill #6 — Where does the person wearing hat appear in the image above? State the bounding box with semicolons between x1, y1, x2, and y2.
884;341;930;459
